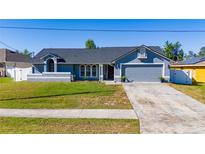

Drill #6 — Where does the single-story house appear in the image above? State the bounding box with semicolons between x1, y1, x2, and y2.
170;56;205;83
30;45;172;82
0;48;32;81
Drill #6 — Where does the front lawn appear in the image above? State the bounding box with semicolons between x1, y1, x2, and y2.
0;117;139;134
0;78;132;109
168;83;205;104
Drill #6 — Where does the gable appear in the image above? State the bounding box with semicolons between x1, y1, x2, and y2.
112;46;171;63
114;46;170;64
40;53;61;60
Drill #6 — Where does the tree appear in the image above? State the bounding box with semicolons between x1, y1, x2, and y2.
21;49;32;57
163;41;174;60
163;41;184;61
85;39;96;49
198;47;205;57
184;51;197;59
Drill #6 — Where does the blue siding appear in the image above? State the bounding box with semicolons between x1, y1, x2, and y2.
33;64;44;73
57;64;73;73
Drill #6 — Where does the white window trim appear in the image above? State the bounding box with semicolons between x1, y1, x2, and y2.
79;64;86;77
45;58;57;72
137;48;147;59
91;65;97;77
79;64;97;78
86;65;91;77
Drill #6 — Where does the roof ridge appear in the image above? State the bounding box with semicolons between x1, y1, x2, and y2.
42;45;161;50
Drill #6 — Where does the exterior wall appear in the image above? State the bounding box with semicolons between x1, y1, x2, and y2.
33;64;73;73
33;64;44;73
0;67;5;77
33;63;100;81
0;49;6;62
170;66;205;83
57;64;73;73
73;64;99;80
114;48;170;82
195;68;205;82
0;62;6;77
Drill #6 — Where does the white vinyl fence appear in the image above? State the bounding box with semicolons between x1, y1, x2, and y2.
6;66;32;81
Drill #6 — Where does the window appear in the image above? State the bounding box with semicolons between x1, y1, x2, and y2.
92;65;97;77
47;59;54;72
80;65;85;77
86;65;91;77
137;48;147;59
80;65;97;78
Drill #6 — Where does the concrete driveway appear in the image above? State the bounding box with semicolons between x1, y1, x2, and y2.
123;83;205;133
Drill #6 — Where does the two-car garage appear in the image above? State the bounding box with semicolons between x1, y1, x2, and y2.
121;64;164;82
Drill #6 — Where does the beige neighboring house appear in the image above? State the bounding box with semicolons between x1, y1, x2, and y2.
0;48;32;81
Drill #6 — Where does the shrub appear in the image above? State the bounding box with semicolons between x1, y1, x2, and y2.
159;76;165;82
121;76;127;82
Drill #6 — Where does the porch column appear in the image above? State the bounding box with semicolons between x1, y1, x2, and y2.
54;58;57;72
43;61;47;72
99;64;103;81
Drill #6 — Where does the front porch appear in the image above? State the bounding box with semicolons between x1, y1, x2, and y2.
31;62;116;82
99;64;115;81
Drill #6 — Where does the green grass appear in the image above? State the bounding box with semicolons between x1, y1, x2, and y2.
0;77;13;83
0;78;132;109
0;117;140;134
168;83;205;104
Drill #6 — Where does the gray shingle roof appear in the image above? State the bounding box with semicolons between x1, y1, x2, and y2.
32;45;165;64
177;56;205;65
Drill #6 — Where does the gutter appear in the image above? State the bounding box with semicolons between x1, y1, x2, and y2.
170;64;205;67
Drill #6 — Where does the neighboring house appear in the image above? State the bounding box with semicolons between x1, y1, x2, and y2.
170;56;205;83
0;49;32;81
30;45;172;82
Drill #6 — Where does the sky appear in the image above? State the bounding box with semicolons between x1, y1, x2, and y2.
0;19;205;54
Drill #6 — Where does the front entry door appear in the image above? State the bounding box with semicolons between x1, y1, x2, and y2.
47;59;54;72
108;65;114;80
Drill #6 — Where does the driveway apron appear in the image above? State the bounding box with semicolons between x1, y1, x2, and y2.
123;83;205;133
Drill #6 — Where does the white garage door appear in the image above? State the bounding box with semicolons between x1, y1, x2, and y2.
122;64;163;82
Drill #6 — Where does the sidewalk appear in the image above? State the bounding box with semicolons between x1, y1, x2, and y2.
0;109;137;119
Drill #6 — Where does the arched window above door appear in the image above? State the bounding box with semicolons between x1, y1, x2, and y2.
47;59;54;72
